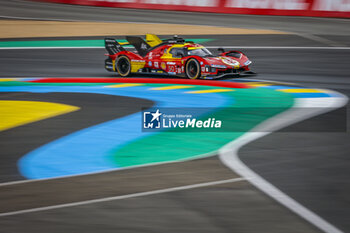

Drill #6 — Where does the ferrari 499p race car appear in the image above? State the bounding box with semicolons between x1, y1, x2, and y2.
104;34;254;79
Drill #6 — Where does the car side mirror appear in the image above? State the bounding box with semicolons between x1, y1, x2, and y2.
218;48;225;53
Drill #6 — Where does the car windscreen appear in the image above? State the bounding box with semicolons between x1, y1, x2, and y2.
187;48;213;57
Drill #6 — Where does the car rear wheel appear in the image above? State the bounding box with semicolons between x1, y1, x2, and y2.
185;58;201;79
116;55;131;77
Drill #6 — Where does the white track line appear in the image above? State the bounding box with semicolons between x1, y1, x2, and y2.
0;46;350;50
219;93;348;233
0;177;246;217
297;33;345;47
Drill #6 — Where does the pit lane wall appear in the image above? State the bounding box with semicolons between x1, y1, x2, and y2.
35;0;350;18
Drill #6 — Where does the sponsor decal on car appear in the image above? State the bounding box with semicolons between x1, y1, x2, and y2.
161;62;166;69
131;59;145;62
168;66;176;73
244;60;252;66
219;57;240;67
211;64;227;68
141;43;148;50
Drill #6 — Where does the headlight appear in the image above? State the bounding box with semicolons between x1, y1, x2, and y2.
244;60;252;66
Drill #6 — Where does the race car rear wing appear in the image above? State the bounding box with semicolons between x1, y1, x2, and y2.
126;36;151;57
105;38;125;55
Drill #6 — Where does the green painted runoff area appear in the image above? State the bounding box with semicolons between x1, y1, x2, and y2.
0;39;213;48
109;86;294;167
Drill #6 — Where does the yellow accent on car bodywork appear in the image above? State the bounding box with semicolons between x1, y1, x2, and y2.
112;59;116;71
161;44;206;60
146;34;163;47
161;44;188;60
130;61;146;72
188;46;204;50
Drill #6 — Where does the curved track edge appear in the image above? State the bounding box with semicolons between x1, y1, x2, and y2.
219;91;348;233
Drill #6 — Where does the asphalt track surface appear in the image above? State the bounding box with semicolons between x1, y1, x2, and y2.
0;1;350;233
0;92;154;182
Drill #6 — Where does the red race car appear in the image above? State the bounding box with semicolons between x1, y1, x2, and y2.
104;34;254;79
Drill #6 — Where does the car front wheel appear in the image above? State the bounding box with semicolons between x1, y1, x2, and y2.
185;58;201;79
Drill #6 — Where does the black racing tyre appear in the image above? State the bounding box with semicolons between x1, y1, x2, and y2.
185;58;201;79
116;55;131;77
